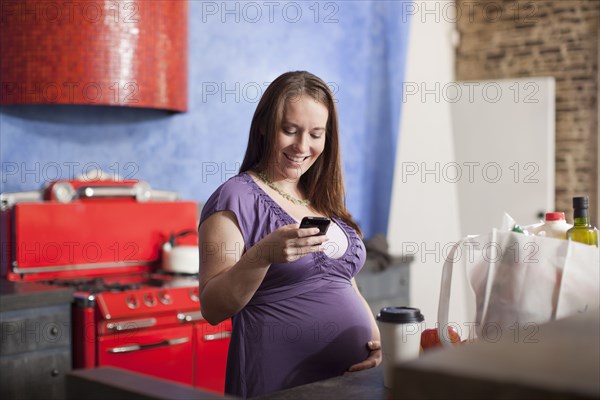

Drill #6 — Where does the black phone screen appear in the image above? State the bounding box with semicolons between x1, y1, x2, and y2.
299;216;331;235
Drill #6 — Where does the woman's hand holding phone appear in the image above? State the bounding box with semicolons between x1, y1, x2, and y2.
255;220;329;264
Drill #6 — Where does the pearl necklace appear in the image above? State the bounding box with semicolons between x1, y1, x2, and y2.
256;171;310;207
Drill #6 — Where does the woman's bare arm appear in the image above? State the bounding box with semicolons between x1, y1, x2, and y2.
198;211;326;325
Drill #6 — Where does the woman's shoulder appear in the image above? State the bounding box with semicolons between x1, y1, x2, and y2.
200;172;257;224
212;172;256;199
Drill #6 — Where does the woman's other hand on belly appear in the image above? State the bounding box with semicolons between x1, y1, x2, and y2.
346;340;382;372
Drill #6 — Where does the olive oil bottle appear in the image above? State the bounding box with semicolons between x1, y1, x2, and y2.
566;196;599;247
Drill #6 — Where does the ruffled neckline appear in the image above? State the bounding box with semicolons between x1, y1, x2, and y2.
241;172;363;269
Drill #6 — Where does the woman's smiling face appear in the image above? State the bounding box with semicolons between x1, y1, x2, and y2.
268;94;328;182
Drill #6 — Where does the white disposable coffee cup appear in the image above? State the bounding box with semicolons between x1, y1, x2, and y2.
377;306;425;389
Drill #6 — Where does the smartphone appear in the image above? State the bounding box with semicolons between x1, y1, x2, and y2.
299;216;331;236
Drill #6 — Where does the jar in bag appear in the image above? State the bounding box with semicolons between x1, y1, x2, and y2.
536;212;572;240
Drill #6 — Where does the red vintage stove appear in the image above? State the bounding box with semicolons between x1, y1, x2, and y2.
0;179;231;394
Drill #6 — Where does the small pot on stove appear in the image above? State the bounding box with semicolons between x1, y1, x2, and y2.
162;230;199;274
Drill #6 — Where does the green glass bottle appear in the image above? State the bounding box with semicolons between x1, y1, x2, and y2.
566;196;599;247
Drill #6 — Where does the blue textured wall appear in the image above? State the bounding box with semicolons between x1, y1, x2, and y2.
0;1;410;238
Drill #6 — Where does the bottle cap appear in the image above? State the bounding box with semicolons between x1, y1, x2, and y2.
377;307;424;324
545;212;566;221
573;196;589;209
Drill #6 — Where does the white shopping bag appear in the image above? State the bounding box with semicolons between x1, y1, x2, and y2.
437;229;599;346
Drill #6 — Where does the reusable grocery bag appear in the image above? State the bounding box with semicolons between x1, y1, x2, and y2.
437;229;599;346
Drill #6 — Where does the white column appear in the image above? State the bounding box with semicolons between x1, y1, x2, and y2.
387;1;470;331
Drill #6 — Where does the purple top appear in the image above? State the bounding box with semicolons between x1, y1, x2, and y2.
200;172;371;398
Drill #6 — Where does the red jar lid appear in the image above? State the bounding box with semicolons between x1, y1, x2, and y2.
545;212;566;221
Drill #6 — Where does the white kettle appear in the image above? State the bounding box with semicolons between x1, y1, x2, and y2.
161;230;199;274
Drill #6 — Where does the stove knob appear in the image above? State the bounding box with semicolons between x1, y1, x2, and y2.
143;293;157;307
126;294;139;309
158;290;172;305
189;287;199;302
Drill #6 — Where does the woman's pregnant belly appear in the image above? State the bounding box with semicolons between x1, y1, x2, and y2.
241;281;372;387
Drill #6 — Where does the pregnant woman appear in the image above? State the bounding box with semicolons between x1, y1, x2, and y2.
198;71;381;398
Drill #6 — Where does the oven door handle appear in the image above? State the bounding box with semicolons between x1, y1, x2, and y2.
203;331;232;341
107;337;190;354
106;318;157;331
177;311;204;323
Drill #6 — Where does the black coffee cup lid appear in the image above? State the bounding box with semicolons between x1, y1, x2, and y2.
377;307;424;323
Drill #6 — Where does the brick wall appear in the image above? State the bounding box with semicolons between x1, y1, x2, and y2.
455;0;599;222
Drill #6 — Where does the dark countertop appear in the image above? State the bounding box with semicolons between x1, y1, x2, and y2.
254;367;386;400
0;280;74;312
67;367;234;400
67;366;385;400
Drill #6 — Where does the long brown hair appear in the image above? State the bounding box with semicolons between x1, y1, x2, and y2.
239;71;362;236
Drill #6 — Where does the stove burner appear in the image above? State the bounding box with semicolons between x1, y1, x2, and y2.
149;271;199;288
